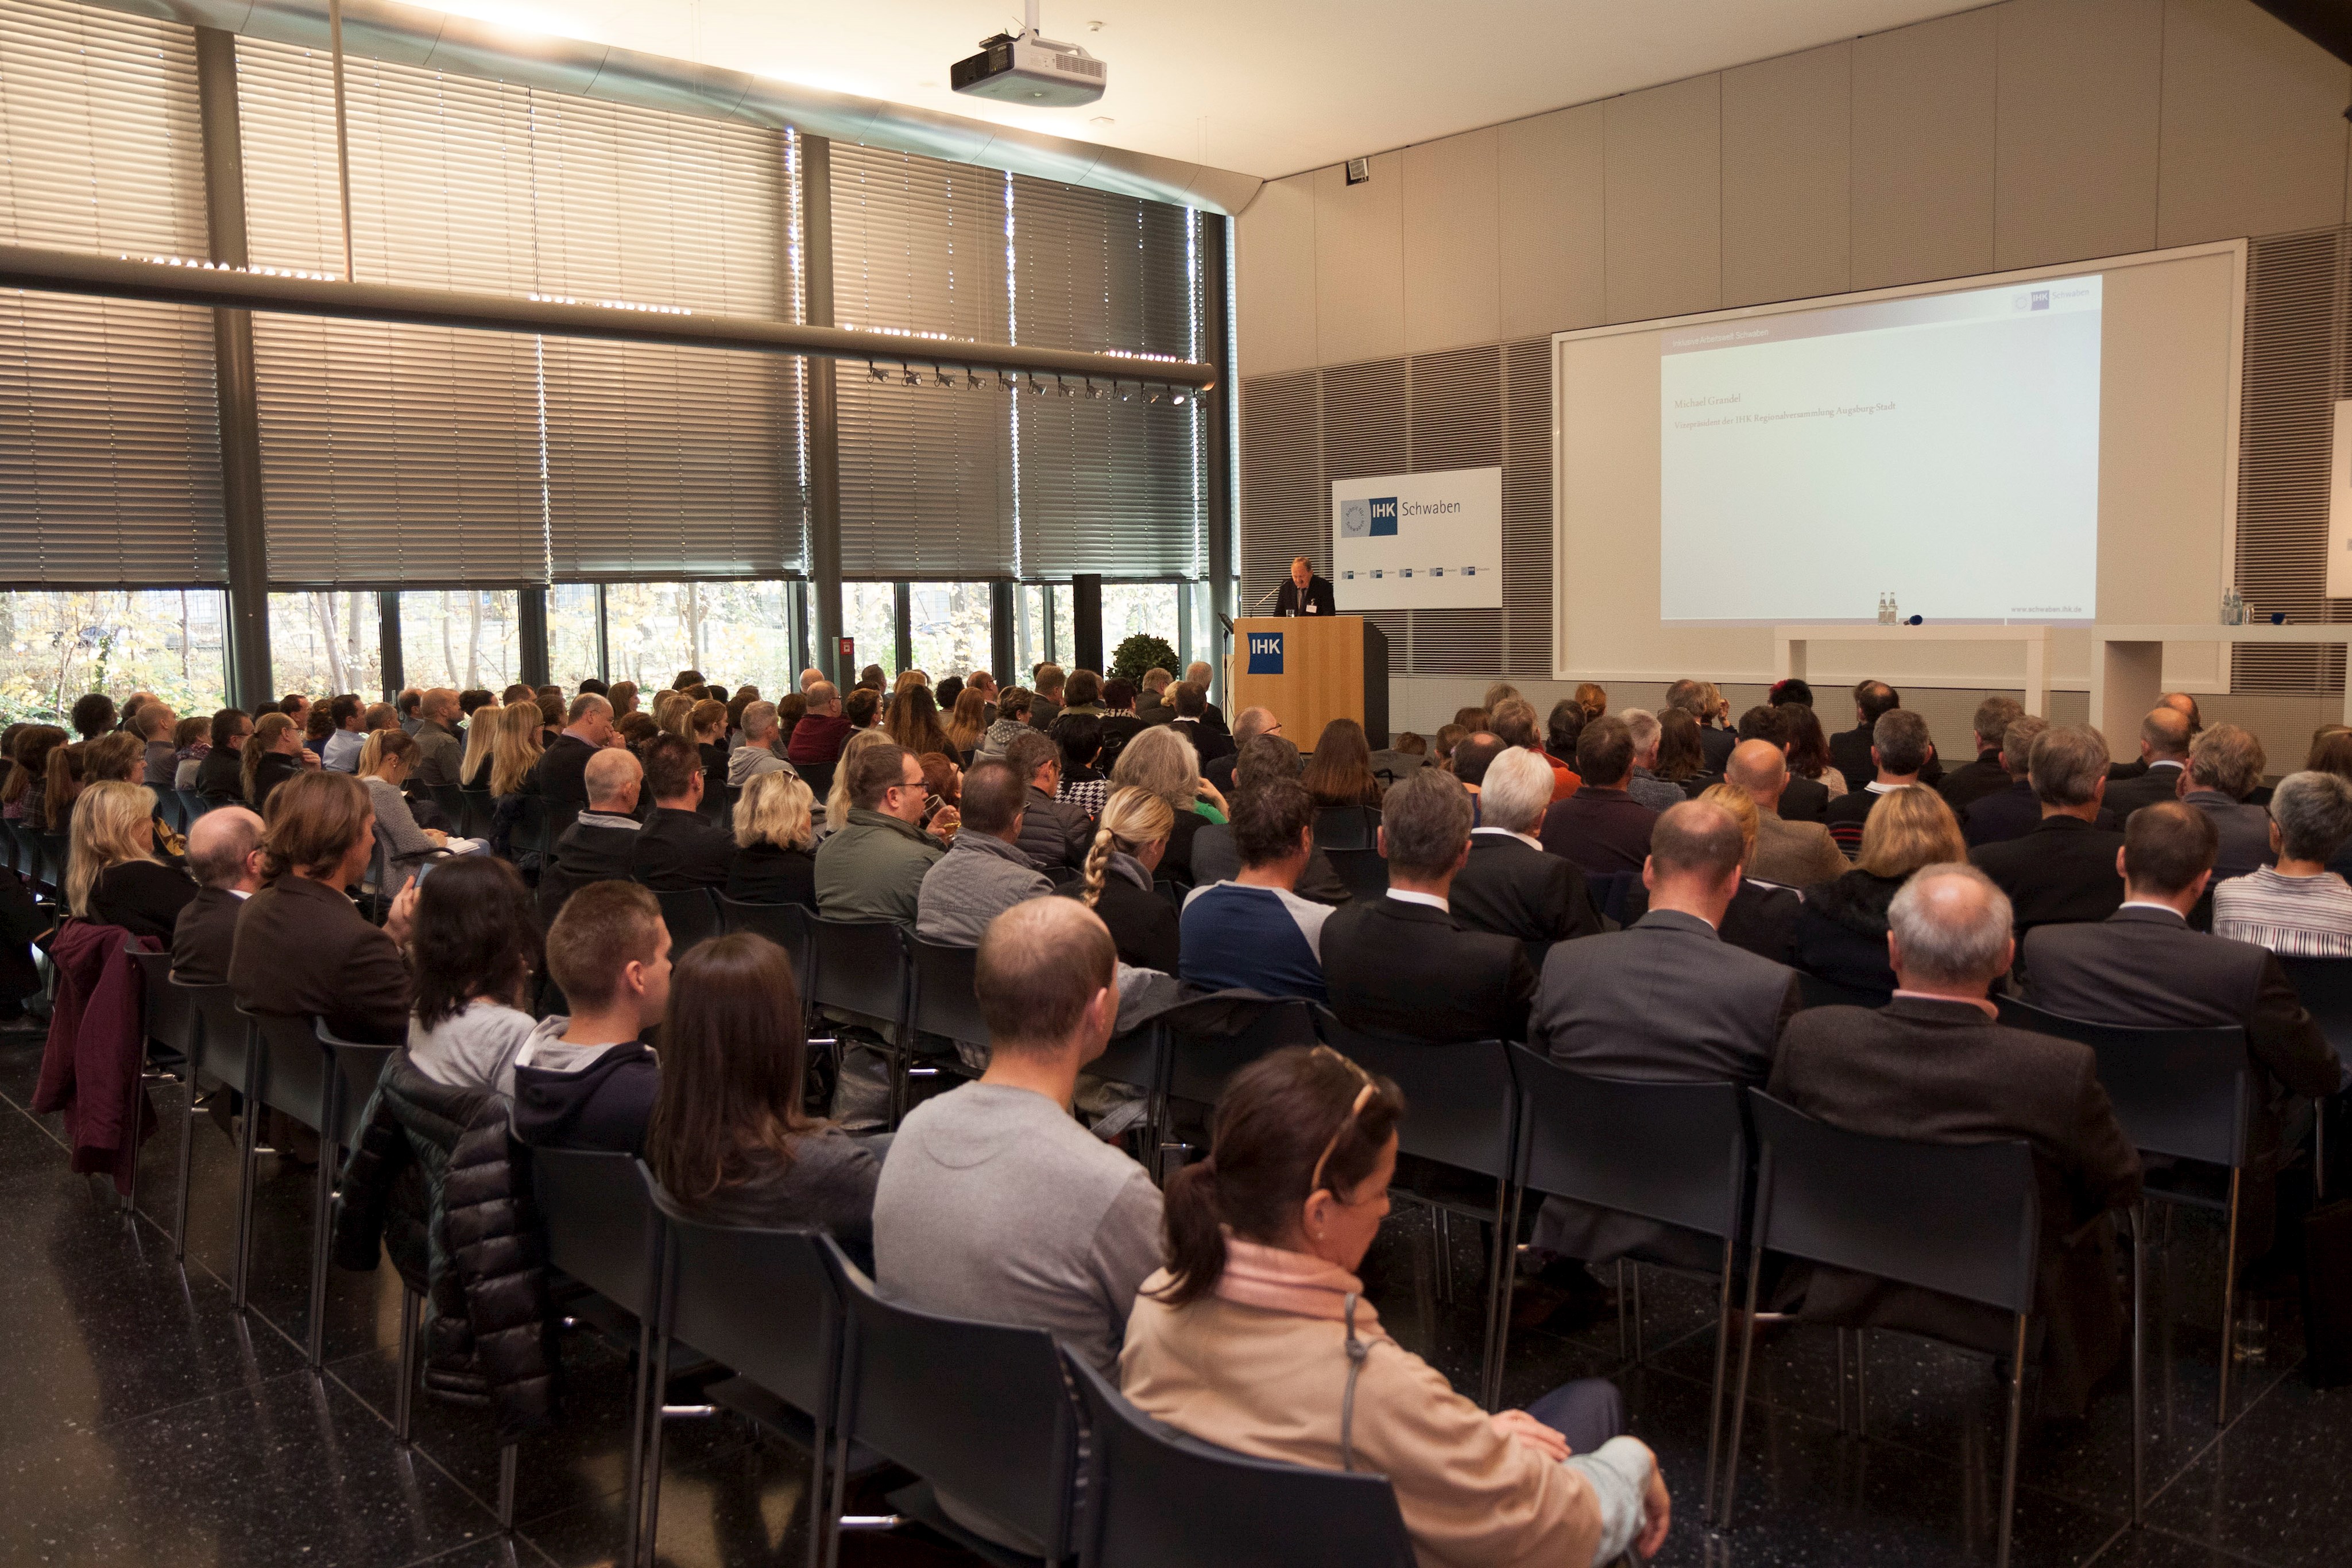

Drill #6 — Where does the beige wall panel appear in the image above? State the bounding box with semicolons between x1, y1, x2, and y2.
1234;172;1318;378
2156;0;2348;246
1498;103;1607;338
1313;152;1407;366
1851;7;1999;288
1603;74;1724;324
1720;42;1854;308
1995;0;2164;269
1402;128;1502;354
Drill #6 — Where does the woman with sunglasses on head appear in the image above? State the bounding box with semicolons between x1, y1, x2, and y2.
1121;1046;1669;1567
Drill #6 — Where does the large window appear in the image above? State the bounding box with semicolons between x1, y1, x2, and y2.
0;589;227;725
399;590;519;693
908;583;993;679
604;581;800;696
842;583;899;682
269;591;383;700
546;583;601;690
1101;584;1182;664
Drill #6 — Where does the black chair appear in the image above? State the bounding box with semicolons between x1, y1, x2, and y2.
1320;1017;1521;1410
716;895;815;984
1063;1352;1418;1568
175;788;211;826
1321;847;1389;901
183;983;258;1287
645;1196;850;1568
122;942;195;1220
1312;804;1376;852
534;1148;667;1566
648;885;722;951
819;1235;1084;1567
1796;970;1888;1009
148;783;182;834
1722;1094;2040;1568
906;938;987;1061
798;758;837;803
428;783;470;837
1092;1020;1171;1172
1585;870;1637;924
2279;955;2351;1197
0;819;21;878
1162;994;1320;1109
458;785;494;839
33;829;69;896
1998;997;2251;1427
1501;1052;1748;1519
807;917;913;1121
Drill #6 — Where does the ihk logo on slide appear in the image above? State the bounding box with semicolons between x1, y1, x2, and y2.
1368;497;1399;536
1247;632;1285;675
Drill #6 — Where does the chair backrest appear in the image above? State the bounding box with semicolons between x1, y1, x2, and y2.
1065;1352;1417;1568
1510;1047;1748;1241
716;895;814;985
127;942;195;1062
821;1237;1082;1558
533;1147;664;1319
458;785;493;839
1321;847;1389;901
798;758;836;803
1312;806;1374;852
176;788;212;824
240;1006;338;1137
1322;1017;1517;1182
428;783;468;831
1092;1021;1166;1094
650;1191;845;1431
312;1017;398;1139
1585;870;1637;924
649;885;722;951
2281;956;2352;1059
147;784;180;833
906;938;986;1053
186;981;255;1096
1995;998;2252;1167
0;819;18;877
807;917;908;1029
34;830;69;891
1748;1091;2039;1316
1165;997;1321;1105
1798;971;1889;1009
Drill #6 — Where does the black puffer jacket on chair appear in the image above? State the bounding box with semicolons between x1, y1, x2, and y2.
334;1052;555;1441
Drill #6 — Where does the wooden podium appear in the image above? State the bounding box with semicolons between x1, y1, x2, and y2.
1228;616;1390;746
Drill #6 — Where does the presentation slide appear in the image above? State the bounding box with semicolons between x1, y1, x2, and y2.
1659;274;2103;624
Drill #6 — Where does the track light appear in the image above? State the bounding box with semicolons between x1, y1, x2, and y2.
902;367;922;387
868;364;888;382
935;369;956;388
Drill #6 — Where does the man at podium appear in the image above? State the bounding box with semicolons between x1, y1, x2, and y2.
1276;555;1337;617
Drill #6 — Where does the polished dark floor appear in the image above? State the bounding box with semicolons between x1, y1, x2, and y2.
0;1021;2339;1567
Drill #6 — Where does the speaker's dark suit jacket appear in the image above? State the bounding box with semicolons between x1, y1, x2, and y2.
2102;760;2187;821
1274;575;1337;617
1768;993;2142;1416
1529;909;1799;1268
1320;893;1535;1044
1448;830;1603;946
1970;816;2126;939
228;873;411;1044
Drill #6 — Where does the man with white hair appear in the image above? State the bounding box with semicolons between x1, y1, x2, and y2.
538;748;646;921
1449;746;1604;943
1182;660;1227;736
1769;862;2143;1418
1204;704;1278;798
172;805;266;986
1619;708;1683;815
2214;769;2352;957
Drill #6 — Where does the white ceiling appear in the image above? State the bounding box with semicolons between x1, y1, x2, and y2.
415;0;1993;181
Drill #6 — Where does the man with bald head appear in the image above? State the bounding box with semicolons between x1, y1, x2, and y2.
537;748;646;920
1727;739;1846;888
2103;706;2195;819
788;680;851;769
1770;863;2142;1417
874;899;1163;1550
1205;704;1278;797
172;806;266;986
411;687;464;789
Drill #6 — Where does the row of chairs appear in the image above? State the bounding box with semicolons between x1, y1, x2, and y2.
536;1148;1422;1568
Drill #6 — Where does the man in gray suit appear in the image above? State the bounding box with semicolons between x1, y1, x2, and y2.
1727;739;1847;889
1522;799;1801;1286
1770;864;2142;1418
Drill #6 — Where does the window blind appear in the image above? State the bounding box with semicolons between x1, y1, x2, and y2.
1008;175;1202;580
0;0;225;587
830;142;1014;579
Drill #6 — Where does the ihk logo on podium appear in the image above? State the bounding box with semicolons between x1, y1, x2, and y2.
1247;632;1285;674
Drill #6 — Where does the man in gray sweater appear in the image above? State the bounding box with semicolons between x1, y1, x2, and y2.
875;897;1163;1554
916;759;1053;946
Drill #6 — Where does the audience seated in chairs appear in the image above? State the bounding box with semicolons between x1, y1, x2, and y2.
725;769;819;908
403;854;541;1099
1180;775;1330;1002
43;737;84;831
1321;766;1535;1043
1113;723;1221;884
1120;1046;1668;1567
1055;713;1112;818
2104;706;2195;822
1004;729;1094;873
1619;708;1684;816
1029;663;1066;731
319;694;366;774
172;805;264;986
1301;718;1386;814
169;715;210;792
2213;769;2352;957
1732;704;1827;824
7;723;66;826
1190;735;1352;907
229;771;413;1044
1653;708;1720;800
1204;704;1274;798
788;682;852;771
814;739;954;926
1726;739;1846;889
193;709;250;804
1449;748;1603;945
977;686;1032;760
1097;677;1148;761
530;693;617;818
1539;716;1656;876
484;701;547;862
822;727;893;840
1492;698;1579;803
647;931;881;1260
1793;784;1967;1002
689;698;730;802
357;730;454;887
1167;680;1233;768
1696;783;1802;965
630;734;737;893
136;700;179;787
942;686;991;764
874;897;1163;1554
1061;785;1181;972
242;712;308;812
916;757;1053;947
512;880;668;1155
1829;679;1941;791
887;684;954;764
1970;725;2126;938
455;694;502;789
1668;677;1736;775
2182;723;2275;881
1779;699;1850;802
1959;715;2055;849
1937;696;2027;816
2023;802;2344;1257
1823;708;1937;860
726;701;797;786
539;749;645;921
1770;863;2144;1418
72;779;194;945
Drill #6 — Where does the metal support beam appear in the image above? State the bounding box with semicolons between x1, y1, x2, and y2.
593;584;610;684
518;587;548;687
800;135;846;687
893;582;913;677
195;26;271;708
1201;213;1236;708
989;580;1016;688
376;591;401;699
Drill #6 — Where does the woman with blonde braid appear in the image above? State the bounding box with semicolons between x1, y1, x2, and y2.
1054;784;1181;972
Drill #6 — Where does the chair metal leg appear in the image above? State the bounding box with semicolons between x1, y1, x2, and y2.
1489;1180;1527;1414
1615;1259;1628;1361
2218;1168;2242;1428
496;1441;518;1533
2317;1099;2328;1202
1719;1237;1770;1527
1630;1263;1645;1365
1996;1314;2028;1568
804;1414;829;1568
1835;1329;1849;1434
230;1071;260;1311
1478;1179;1514;1410
623;1318;653;1568
641;1307;675;1567
121;1070;147;1215
2129;1205;2145;1524
1854;1329;1867;1437
1702;1236;1736;1526
1433;1206;1455;1305
306;1132;335;1370
172;1067;199;1260
394;1285;420;1442
823;1430;852;1568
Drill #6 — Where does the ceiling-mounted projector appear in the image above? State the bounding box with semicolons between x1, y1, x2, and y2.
952;1;1107;106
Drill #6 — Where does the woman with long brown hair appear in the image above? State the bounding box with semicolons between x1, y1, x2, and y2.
1653;708;1711;787
3;723;65;825
886;684;952;760
1298;718;1383;810
1778;702;1848;796
242;711;305;811
645;932;880;1257
943;685;990;761
1122;1046;1666;1566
